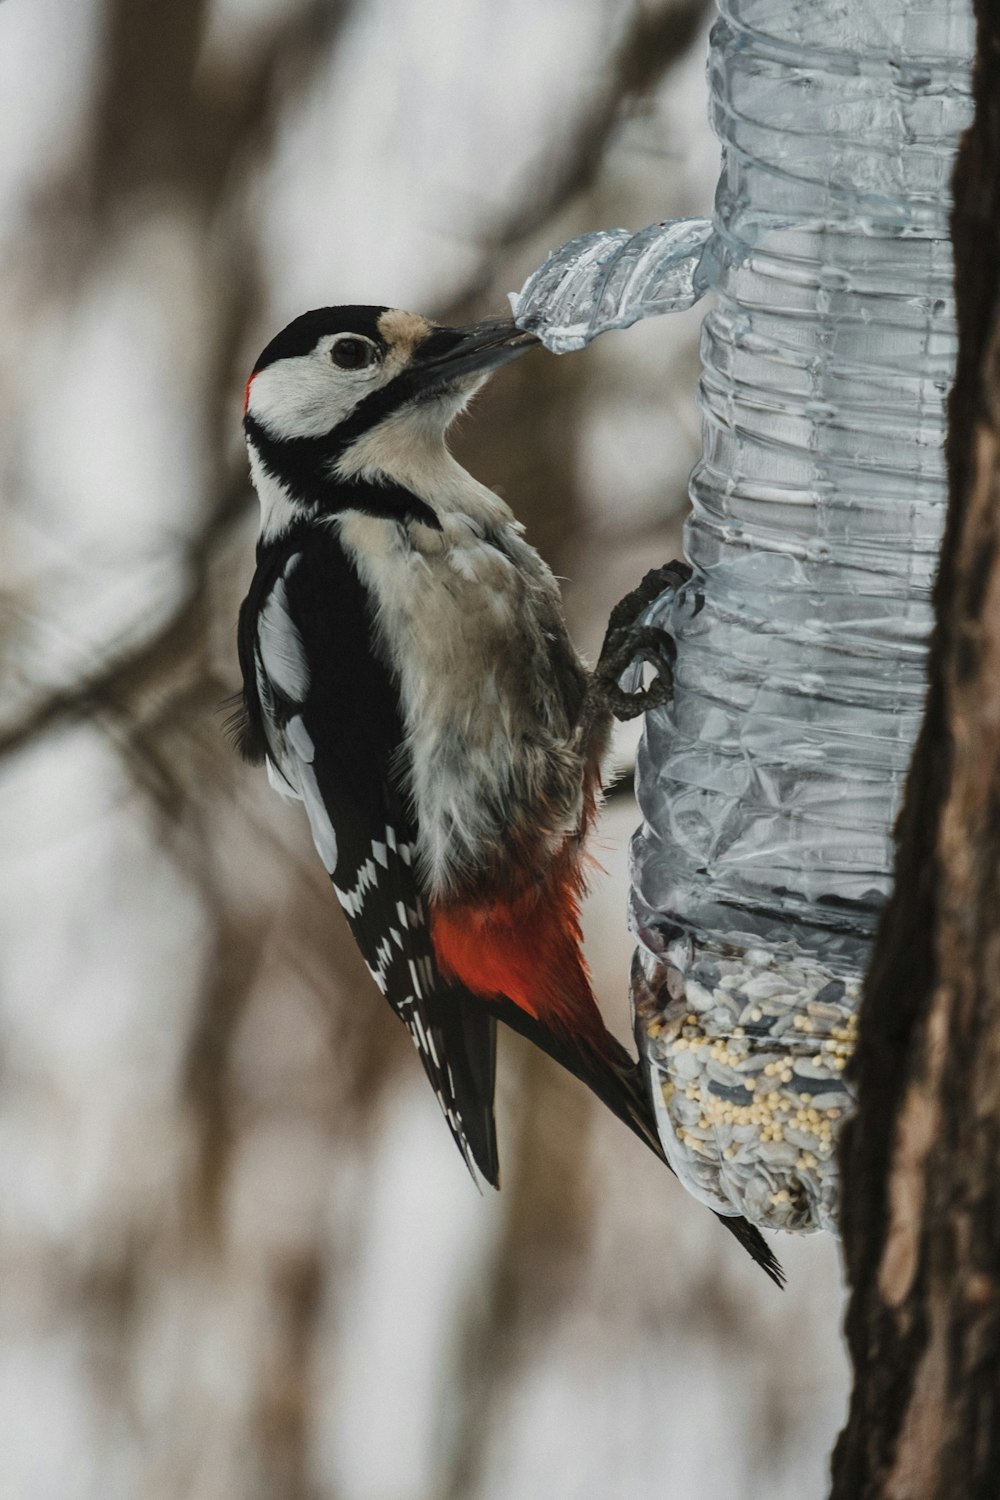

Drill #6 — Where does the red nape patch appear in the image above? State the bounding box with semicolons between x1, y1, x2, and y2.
243;372;255;414
431;884;607;1046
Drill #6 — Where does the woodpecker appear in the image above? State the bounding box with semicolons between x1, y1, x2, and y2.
234;304;782;1285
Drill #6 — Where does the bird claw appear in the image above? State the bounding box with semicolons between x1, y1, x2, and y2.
591;562;692;722
592;625;677;721
602;561;692;639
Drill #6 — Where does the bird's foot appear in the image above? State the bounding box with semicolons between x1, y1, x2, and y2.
591;562;692;722
602;561;692;640
591;625;677;721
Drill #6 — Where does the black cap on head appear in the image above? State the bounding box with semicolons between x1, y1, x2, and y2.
252;305;390;375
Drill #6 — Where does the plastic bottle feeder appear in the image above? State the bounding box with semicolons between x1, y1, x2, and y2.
512;0;974;1233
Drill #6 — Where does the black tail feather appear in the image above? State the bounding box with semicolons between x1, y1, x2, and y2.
484;994;785;1287
716;1211;785;1287
420;987;500;1189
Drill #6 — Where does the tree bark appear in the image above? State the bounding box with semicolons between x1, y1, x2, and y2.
830;3;1000;1495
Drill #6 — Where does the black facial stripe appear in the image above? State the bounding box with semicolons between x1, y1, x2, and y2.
327;368;431;449
328;325;478;442
245;414;442;531
246;358;435;468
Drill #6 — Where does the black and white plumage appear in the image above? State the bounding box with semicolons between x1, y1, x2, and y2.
236;516;498;1180
234;304;783;1285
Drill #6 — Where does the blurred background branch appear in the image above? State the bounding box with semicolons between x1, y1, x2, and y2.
0;0;708;768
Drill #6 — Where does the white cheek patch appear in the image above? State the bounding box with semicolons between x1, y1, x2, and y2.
258;573;310;701
248;349;384;438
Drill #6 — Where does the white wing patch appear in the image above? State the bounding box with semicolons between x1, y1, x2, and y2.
266;756;300;801
258;570;310;701
254;558;337;871
298;762;339;873
285;714;315;761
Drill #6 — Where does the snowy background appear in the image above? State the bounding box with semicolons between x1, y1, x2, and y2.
0;1;847;1496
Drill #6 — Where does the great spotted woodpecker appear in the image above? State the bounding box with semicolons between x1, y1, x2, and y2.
235;305;782;1285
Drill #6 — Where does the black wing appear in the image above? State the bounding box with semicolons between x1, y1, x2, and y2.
236;525;498;1185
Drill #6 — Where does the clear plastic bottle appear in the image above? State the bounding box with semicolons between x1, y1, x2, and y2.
515;0;973;1231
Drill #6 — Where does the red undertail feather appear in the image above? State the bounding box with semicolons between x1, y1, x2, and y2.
432;879;786;1288
430;876;611;1053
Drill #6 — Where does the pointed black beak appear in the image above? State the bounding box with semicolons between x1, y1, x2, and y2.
409;319;539;395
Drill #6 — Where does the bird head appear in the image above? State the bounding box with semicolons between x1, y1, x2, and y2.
243;305;538;535
249;303;531;452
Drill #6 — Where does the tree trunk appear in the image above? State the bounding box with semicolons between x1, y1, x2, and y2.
830;2;1000;1495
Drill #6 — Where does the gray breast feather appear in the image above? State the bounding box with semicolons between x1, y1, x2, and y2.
338;508;589;895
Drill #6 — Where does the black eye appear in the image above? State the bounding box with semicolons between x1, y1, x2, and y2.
331;337;377;370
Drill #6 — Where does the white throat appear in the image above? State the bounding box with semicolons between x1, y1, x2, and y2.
247;442;301;541
335;401;512;529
